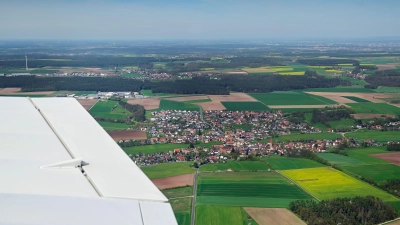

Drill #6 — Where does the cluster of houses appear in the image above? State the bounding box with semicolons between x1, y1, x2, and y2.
120;68;173;81
53;72;108;77
57;91;148;99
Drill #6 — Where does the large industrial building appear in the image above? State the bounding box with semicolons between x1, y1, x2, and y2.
0;97;177;225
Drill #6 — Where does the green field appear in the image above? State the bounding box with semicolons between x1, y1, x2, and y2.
345;130;400;142
162;187;193;225
249;91;336;105
343;164;400;183
232;124;251;130
159;99;200;111
304;87;376;93
347;103;400;115
121;73;142;77
97;121;131;131
375;86;400;93
221;102;269;111
342;96;370;102
199;161;270;172
182;98;211;104
89;100;131;119
195;206;243;225
141;89;153;96
123;142;220;155
261;132;342;142
262;155;324;170
359;57;399;65
304;114;327;130
141;162;195;179
317;153;366;166
196;172;314;207
328;118;355;128
281;167;399;202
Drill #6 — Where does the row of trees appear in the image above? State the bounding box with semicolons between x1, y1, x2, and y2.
286;149;331;166
290;196;398;225
118;101;146;122
365;71;400;87
387;142;400;151
311;108;352;126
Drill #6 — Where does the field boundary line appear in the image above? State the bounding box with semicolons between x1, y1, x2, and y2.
276;170;321;202
379;217;400;225
88;99;100;111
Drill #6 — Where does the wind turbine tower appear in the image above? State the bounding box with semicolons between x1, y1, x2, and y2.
25;55;28;71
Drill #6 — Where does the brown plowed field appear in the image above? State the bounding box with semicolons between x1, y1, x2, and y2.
127;98;160;110
269;105;328;109
307;92;392;103
0;88;54;95
377;64;398;71
77;99;98;110
167;96;209;102
371;152;400;166
151;174;194;190
208;93;257;102
244;208;306;225
197;102;226;111
107;130;147;141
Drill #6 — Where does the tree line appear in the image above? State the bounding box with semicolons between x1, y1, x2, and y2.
0;73;348;94
118;101;146;122
311;108;352;127
365;70;400;87
297;58;359;66
387;142;400;151
290;196;398;225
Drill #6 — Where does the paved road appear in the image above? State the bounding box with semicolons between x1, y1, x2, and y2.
190;168;199;225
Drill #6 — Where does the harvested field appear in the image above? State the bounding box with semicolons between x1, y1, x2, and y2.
208;93;257;102
197;102;226;111
107;130;147;141
307;92;392;103
0;88;54;95
244;208;306;225
371;152;400;166
0;88;21;94
352;113;395;119
166;95;208;102
77;99;98;110
151;174;194;190
127;98;160;110
377;64;398;71
269;105;328;109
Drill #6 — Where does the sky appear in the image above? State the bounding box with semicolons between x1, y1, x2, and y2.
0;0;399;40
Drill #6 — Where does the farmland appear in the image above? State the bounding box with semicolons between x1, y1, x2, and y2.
345;130;400;142
305;87;376;93
346;103;400;115
244;208;306;225
195;206;244;225
199;161;270;172
281;167;399;202
262;155;324;170
120;73;143;77
221;101;269;111
141;89;153;96
162;187;193;225
158;99;200;111
261;132;342;142
140;162;195;179
97;121;131;131
123;142;220;155
342;96;370;102
250;91;336;105
196;172;314;207
89;100;130;120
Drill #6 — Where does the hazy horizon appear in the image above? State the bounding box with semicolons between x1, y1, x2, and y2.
1;0;400;40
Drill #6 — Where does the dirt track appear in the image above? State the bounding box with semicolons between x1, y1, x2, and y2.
107;130;147;141
127;98;160;110
244;208;306;225
151;174;194;190
371;152;400;166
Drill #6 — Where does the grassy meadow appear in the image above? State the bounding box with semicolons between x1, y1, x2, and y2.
97;121;131;131
262;155;324;170
159;99;200;111
140;162;195;179
89;100;130;120
250;91;336;105
221;101;269;111
347;103;400;115
345;130;400;142
123;142;220;155
199;161;270;172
